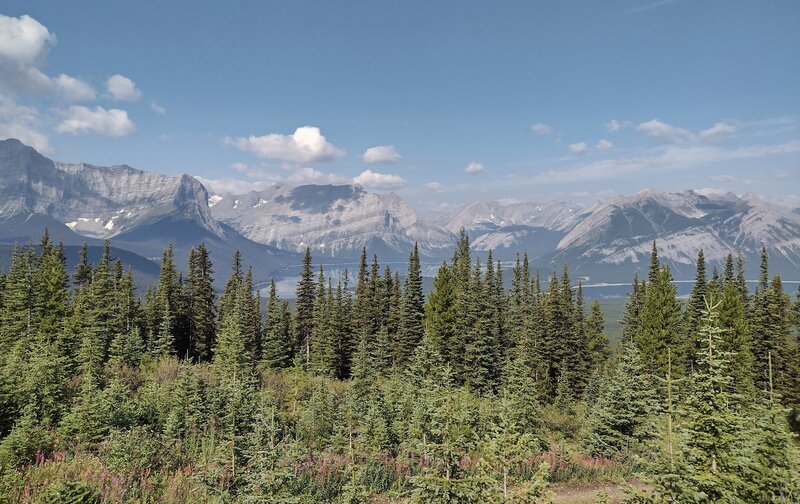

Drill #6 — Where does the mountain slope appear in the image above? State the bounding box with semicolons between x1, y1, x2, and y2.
440;199;582;260
543;189;800;281
210;184;456;261
0;139;299;285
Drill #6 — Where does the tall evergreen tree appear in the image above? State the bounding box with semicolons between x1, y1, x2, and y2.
583;341;655;458
655;298;752;502
684;249;708;371
187;244;216;361
621;273;645;344
396;243;424;367
295;248;316;363
585;300;611;373
638;266;684;377
261;279;290;369
72;242;92;288
425;262;457;364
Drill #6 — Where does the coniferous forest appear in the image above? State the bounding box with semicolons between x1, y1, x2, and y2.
0;230;799;503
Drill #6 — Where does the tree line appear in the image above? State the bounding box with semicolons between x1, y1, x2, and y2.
0;229;797;502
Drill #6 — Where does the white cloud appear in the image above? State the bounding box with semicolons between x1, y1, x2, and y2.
532;140;800;183
596;139;614;151
0;14;94;100
228;162;283;183
362;144;401;164
0;14;54;63
150;100;166;115
352;169;406;190
568;142;588;156
106;74;142;102
54;74;96;101
636;119;694;142
0;94;52;153
289;167;349;185
531;123;552;135
465;161;485;174
56;105;136;137
223;126;345;163
699;122;736;141
0;121;52;154
606;119;621;132
424;181;445;192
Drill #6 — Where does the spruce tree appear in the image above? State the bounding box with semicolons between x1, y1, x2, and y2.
219;250;243;328
396;243;424;367
425;262;457;363
295;247;316;363
352;247;371;340
0;244;36;355
637;266;683;377
621;273;645;344
655;298;752;502
583;342;655;458
261;279;291;369
464;258;494;394
585;299;611;373
72;242;92;288
187;243;216;361
684;249;708;371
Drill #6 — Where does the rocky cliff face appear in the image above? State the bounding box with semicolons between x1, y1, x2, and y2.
210;183;456;259
0;138;222;239
545;189;800;280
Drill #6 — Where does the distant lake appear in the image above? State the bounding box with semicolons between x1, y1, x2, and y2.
262;262;800;300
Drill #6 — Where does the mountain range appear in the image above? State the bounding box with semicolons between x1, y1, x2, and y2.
1;138;798;287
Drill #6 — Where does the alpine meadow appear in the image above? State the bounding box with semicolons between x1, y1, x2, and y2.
1;1;799;503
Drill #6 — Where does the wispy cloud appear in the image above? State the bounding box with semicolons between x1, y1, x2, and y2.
618;0;681;16
532;140;800;183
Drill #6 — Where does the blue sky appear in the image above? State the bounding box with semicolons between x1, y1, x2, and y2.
0;0;798;210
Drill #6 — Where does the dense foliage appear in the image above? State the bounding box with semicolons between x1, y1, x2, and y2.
0;231;798;503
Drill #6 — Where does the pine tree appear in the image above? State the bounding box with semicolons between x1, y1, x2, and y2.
72;242;92;288
482;393;550;503
655;298;752;502
108;326;145;369
239;268;262;361
718;273;755;397
425;262;458;363
34;234;70;345
352;247;371;340
583;342;655;458
187;243;216;361
637;265;683;377
750;247;792;394
76;241;115;378
396;243;424;367
648;240;660;284
219;250;243;327
684;249;708;371
464;257;494;394
585;300;611;373
261;279;290;369
621;273;645;344
745;354;800;501
0;244;36;355
295;247;316;363
213;300;252;379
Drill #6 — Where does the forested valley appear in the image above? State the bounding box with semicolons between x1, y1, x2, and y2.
0;230;798;503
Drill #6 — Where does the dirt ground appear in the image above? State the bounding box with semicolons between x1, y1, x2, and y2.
551;481;650;503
